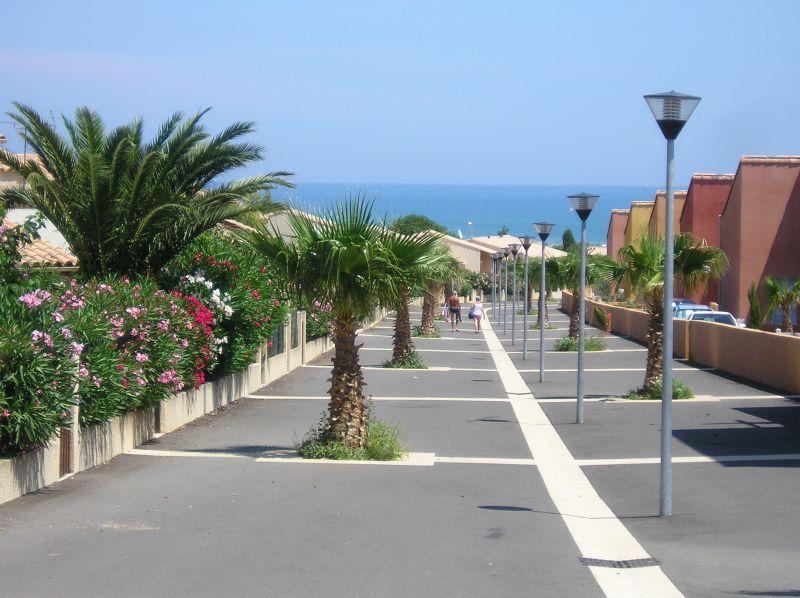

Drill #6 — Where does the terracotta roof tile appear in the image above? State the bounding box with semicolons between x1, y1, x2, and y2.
691;173;735;181
2;218;78;268
740;155;800;165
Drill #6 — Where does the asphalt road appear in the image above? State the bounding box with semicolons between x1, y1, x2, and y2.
0;305;798;597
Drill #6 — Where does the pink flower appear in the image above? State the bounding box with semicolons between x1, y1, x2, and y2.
61;327;73;340
92;375;102;388
52;311;65;323
70;342;84;356
2;409;9;418
273;300;281;307
136;376;148;387
125;307;142;319
158;319;170;331
109;316;124;328
135;352;149;363
180;338;189;349
158;369;177;384
19;289;51;308
78;366;89;379
252;290;260;300
31;330;45;342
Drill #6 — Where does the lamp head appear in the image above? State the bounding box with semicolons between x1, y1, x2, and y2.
644;90;701;140
520;235;534;251
533;222;555;242
567;193;599;222
502;246;510;256
509;243;521;256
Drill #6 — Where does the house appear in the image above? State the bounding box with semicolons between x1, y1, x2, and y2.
677;173;734;305
606;209;629;259
718;156;800;322
624;201;654;246
648;190;687;237
2;217;78;271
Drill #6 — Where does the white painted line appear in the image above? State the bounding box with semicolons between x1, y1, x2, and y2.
434;456;536;466
360;347;491;354
359;333;460;341
255;452;436;466
245;394;508;402
483;323;682;595
301;364;498;373
715;394;800;400
516;367;715;373
128;448;248;459
536;398;606;403
576;453;800;466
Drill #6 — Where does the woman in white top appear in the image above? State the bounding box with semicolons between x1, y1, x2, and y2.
470;297;484;333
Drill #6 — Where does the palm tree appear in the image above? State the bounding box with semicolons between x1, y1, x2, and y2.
615;232;728;394
419;245;461;335
553;251;615;339
0;102;291;278
764;276;800;333
241;198;439;447
387;236;444;365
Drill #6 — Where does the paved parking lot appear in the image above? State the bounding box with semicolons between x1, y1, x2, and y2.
0;305;798;597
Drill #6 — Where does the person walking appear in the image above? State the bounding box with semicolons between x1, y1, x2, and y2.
469;296;484;333
448;291;461;332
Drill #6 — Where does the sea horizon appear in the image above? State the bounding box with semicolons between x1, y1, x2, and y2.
273;182;661;245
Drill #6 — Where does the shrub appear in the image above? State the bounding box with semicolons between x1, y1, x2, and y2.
383;350;428;369
159;231;289;377
554;335;606;351
305;297;334;340
626;377;694;401
412;325;440;338
297;410;407;461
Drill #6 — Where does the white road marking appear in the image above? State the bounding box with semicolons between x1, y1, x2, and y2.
128;448;248;459
360;347;491;354
506;348;648;354
301;364;498;373
482;319;683;596
359;333;460;341
434;456;536;465
244;394;508;402
577;453;800;466
515;367;715;373
128;448;435;466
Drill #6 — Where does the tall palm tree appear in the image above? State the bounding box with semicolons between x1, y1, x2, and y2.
386;235;443;365
615;232;728;394
0;102;291;278
764;276;800;333
419;245;460;335
241;198;439;447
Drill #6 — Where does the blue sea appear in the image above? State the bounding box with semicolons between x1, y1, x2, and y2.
272;183;658;245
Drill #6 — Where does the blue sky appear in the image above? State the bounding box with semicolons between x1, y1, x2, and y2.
2;1;798;186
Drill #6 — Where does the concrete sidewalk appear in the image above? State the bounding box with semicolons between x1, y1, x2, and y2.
0;306;798;597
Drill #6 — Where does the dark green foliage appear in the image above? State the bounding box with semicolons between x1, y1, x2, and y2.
747;283;764;329
390;213;448;235
497;225;510;235
554;335;607;351
0;103;292;278
626;377;694;401
383;349;427;369
297;411;407;461
562;228;577;252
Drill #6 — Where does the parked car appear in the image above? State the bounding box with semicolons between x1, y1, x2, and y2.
674;304;712;319
688;311;743;327
672;298;695;310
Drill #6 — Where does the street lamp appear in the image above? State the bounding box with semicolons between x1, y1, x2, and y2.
533;222;555;380
644;90;701;518
520;235;534;359
508;243;521;345
502;246;510;334
567;193;599;424
491;252;502;320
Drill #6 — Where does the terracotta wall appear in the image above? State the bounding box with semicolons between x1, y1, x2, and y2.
562;292;800;394
606;210;629;259
719;158;800;319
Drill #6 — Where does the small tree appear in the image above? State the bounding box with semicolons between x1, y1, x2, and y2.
746;283;764;329
497;225;510;235
390;214;448;235
562;229;577;252
764;276;800;333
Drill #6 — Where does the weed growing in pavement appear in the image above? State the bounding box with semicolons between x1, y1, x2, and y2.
626;377;694;401
412;325;440;338
383;349;428;369
554;335;607;351
297;408;408;461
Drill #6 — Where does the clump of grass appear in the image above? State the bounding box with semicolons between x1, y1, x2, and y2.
626;377;694;401
297;411;408;461
530;322;556;330
554;335;607;351
412;325;440;338
383;349;428;369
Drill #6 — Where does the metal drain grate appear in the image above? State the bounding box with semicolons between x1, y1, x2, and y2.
580;557;660;569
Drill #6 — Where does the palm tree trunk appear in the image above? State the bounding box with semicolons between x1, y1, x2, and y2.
782;301;793;333
421;285;437;333
642;298;664;395
392;287;413;362
569;290;580;339
326;315;368;448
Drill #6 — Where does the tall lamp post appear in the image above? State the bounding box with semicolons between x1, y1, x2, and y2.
502;246;510;334
567;193;599;424
534;222;555;380
509;243;520;345
491;252;502;320
644;90;701;518
520;236;534;359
